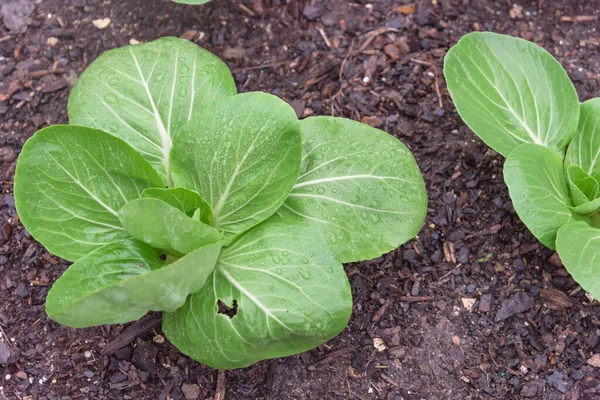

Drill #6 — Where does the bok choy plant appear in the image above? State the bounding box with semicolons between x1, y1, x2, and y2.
444;32;600;299
14;37;427;369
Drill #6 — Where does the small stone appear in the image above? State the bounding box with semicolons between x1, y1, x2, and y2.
68;48;81;59
479;294;492;312
572;369;584;380
46;37;59;47
129;38;140;45
547;371;567;393
16;371;27;379
548;252;563;267
180;29;198;41
83;370;94;378
384;44;400;60
386;19;403;29
466;283;477;293
15;282;28;298
495;292;534;321
182;383;201;400
0;342;10;364
302;5;321;21
109;371;128;384
520;382;539;397
92;18;111;29
84;350;92;359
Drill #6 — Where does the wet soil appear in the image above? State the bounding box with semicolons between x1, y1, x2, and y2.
1;0;600;399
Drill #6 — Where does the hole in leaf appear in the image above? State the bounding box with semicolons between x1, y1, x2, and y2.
217;299;238;319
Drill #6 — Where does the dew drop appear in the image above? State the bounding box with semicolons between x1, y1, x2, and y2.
104;93;118;104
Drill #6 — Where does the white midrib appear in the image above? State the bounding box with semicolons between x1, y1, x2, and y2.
212;136;262;224
463;53;543;146
129;47;174;187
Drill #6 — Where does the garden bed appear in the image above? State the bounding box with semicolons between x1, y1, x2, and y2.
1;0;599;398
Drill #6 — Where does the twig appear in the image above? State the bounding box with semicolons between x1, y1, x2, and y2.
101;315;161;356
308;347;355;370
215;370;226;400
28;69;66;78
232;60;292;74
238;4;255;17
410;58;443;108
318;28;332;48
331;40;355;116
0;325;12;349
399;295;435;302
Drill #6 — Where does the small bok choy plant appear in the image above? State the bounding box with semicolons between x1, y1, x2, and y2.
14;37;427;369
444;32;600;299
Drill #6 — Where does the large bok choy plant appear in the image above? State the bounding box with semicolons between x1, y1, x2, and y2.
445;32;600;298
14;37;427;369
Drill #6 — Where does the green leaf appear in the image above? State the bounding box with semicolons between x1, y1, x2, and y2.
444;32;579;156
118;198;221;254
276;117;427;263
504;143;583;249
566;165;599;206
46;239;221;328
142;187;212;224
68;37;236;186
566;99;600;175
163;218;352;370
14;125;163;262
556;221;600;299
571;198;600;216
171;92;302;245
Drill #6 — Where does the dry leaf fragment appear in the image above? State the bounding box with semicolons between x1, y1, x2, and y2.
461;298;476;312
396;5;415;15
373;338;387;352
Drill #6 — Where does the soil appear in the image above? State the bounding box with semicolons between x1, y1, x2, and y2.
1;0;600;399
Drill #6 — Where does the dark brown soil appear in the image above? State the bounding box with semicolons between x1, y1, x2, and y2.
1;0;600;399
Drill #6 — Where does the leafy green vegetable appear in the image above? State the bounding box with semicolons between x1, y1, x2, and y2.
445;31;600;300
118;198;221;255
444;32;580;157
556;221;600;299
566;99;600;175
503;143;580;249
170;92;302;245
276;117;427;263
14;125;163;262
68;37;236;186
46;240;221;328
141;187;213;223
163;218;352;369
15;36;427;370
